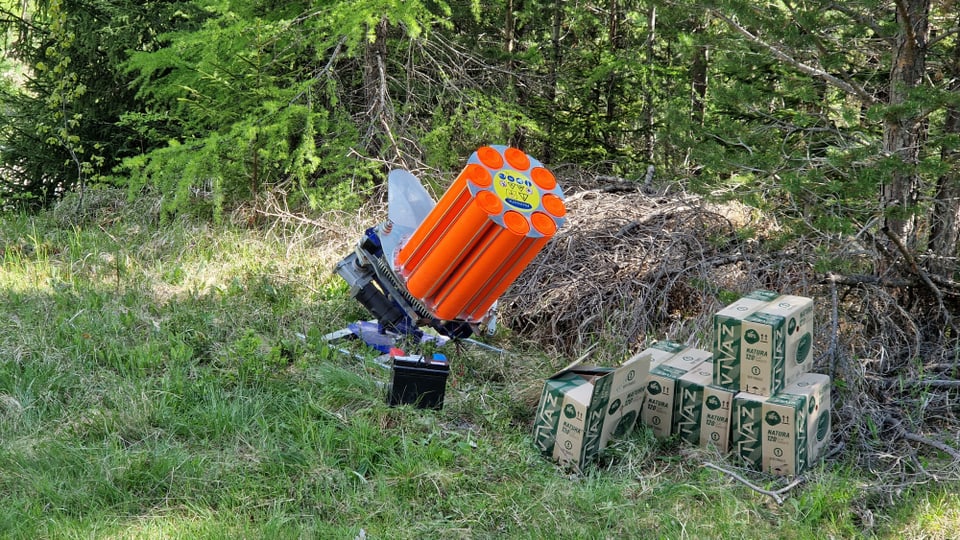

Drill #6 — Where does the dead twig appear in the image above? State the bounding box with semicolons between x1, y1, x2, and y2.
823;272;915;288
915;380;960;390
899;429;960;462
881;226;959;336
883;378;960;390
703;462;805;506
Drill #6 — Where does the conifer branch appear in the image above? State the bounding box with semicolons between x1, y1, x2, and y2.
711;10;877;106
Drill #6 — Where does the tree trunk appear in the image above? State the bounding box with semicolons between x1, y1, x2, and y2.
642;6;657;162
882;0;930;248
505;0;527;148
363;17;391;162
926;10;960;279
505;0;516;58
604;0;622;152
690;14;709;127
543;0;563;163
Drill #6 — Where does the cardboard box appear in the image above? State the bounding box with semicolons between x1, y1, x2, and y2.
533;342;697;469
761;391;807;477
740;295;814;396
732;392;769;470
700;383;737;453
676;362;714;446
628;340;686;374
532;371;589;456
552;373;606;468
712;290;780;390
644;340;687;362
762;372;832;476
601;340;686;440
621;341;685;397
781;297;816;384
790;372;832;466
533;363;622;470
641;347;711;439
599;352;653;448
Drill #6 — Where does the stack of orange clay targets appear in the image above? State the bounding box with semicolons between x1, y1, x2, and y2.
394;145;567;322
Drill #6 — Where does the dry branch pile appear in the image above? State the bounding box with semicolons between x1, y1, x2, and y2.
501;181;781;356
501;178;960;495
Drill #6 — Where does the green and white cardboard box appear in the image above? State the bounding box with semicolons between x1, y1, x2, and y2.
532;371;589;456
641;347;712;439
599;352;654;448
761;392;806;476
781;297;816;384
740;295;814;396
712;290;780;391
645;340;687;362
762;372;832;476
732;392;769;470
611;339;686;432
533;361;631;470
676;361;714;446
788;373;832;463
700;383;737;453
534;342;689;469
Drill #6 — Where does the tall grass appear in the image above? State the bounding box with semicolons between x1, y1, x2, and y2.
0;193;955;539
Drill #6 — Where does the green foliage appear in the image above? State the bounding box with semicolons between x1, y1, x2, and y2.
419;92;540;171
679;0;960;262
1;0;957;284
0;0;200;208
521;1;668;173
118;0;456;216
34;0;104;189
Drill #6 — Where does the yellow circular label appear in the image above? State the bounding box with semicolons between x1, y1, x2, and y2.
493;169;540;212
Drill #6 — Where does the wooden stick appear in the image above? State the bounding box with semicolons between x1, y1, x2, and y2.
703;462;805;506
900;431;960;462
884;379;960;390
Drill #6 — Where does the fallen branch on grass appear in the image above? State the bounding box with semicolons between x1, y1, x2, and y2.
703;462;805;506
822;272;914;289
821;272;960;301
899;429;960;462
882;378;960;390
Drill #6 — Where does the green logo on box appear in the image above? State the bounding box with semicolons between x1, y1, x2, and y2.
615;411;637;437
563;404;577;419
647;381;662;395
765;410;782;426
608;398;622;415
817;414;830;441
796;333;812;364
706;395;722;410
808;396;817;414
744;329;760;344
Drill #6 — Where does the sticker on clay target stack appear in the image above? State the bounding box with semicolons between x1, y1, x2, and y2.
494;169;540;212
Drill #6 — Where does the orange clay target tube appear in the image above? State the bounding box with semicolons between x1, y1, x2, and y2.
396;145;566;322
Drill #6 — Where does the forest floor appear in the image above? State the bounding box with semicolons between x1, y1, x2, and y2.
0;185;957;538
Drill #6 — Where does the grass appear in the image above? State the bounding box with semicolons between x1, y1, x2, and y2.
1;196;957;539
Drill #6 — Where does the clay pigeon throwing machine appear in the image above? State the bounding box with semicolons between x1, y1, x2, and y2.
334;146;567;406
